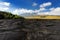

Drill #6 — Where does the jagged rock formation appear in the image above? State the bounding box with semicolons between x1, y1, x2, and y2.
0;19;60;40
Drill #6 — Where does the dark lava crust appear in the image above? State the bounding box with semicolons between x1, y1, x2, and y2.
0;19;60;40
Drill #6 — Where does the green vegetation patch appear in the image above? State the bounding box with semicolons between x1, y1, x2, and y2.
0;11;24;19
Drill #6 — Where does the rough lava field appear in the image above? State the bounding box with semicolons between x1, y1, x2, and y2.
0;19;60;40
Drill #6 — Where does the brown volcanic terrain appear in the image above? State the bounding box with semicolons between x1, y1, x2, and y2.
0;19;60;40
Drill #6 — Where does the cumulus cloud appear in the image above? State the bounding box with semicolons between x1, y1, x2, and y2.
50;7;60;15
0;2;10;11
0;7;9;11
12;8;35;15
0;2;10;7
37;7;60;15
12;7;60;15
32;2;37;6
12;8;47;15
40;2;52;8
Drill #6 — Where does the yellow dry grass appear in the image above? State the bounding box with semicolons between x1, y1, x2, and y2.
24;15;60;19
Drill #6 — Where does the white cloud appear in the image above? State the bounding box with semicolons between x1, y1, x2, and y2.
0;2;10;7
32;2;37;6
12;7;60;16
50;7;60;15
12;8;35;15
12;6;46;15
0;2;10;11
37;7;60;15
39;8;46;11
0;7;9;11
40;2;52;8
12;8;46;15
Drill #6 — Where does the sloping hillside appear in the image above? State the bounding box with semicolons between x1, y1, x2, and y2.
0;11;24;19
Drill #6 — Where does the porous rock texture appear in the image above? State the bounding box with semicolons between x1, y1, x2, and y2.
0;19;60;40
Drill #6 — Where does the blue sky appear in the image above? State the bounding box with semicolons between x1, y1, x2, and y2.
3;0;60;9
0;0;60;16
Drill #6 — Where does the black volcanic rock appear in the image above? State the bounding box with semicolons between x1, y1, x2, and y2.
22;19;60;40
0;12;60;40
0;19;26;40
